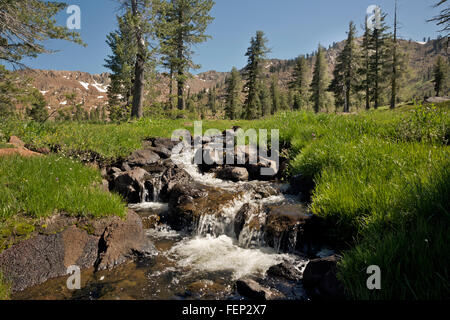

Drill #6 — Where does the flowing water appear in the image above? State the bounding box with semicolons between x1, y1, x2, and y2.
14;150;324;300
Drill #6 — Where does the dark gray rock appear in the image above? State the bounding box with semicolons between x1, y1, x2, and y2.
302;255;345;300
217;166;249;182
236;279;283;300
234;203;262;239
127;149;160;167
112;168;151;203
0;212;154;293
288;173;315;201
267;262;304;282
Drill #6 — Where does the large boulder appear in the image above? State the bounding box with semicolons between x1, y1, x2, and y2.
95;211;156;270
236;279;283;300
195;145;224;173
217;166;249;182
167;183;244;232
0;211;155;293
263;204;322;254
112;168;151;203
267;261;305;282
144;137;180;151
159;163;193;202
127;149;160;167
302;255;345;300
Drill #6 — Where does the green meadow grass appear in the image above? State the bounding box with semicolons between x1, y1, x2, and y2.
0;102;448;300
0;154;127;221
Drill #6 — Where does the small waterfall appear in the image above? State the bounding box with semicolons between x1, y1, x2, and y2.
150;173;163;202
169;149;307;254
238;210;266;248
140;182;149;203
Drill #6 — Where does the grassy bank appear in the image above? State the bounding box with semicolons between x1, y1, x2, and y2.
0;154;127;252
0;102;448;299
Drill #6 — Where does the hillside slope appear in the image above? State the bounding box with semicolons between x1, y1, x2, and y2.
16;38;448;115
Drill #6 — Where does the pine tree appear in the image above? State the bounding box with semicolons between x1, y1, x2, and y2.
259;82;272;117
428;0;449;36
225;67;241;120
243;31;270;119
154;0;178;109
310;45;329;113
208;87;217;115
390;1;399;109
270;76;281;114
433;56;449;96
163;0;215;110
289;55;309;109
105;12;137;111
329;21;360;112
26;89;48;122
360;20;372;110
369;11;391;109
0;0;84;66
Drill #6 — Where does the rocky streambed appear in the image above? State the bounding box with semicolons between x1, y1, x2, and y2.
6;130;345;300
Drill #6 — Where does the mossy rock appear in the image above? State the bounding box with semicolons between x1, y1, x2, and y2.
77;223;95;235
14;223;35;236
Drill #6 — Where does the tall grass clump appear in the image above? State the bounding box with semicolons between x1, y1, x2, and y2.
0;154;126;221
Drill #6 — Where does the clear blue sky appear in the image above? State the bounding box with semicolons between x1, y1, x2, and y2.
19;0;445;74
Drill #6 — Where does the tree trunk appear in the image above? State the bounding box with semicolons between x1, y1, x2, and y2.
132;54;145;118
374;29;380;109
390;1;398;110
176;10;184;111
131;0;145;119
169;66;174;109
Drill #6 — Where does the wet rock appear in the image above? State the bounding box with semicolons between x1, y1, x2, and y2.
107;167;122;176
140;214;161;229
145;146;172;159
145;137;179;151
168;183;243;232
0;226;98;293
159;164;193;202
267;261;304;282
112;168;151;203
217;166;249;182
234;144;259;165
95;211;157;270
142;159;172;174
167;183;208;231
264;204;317;253
246;156;279;181
236;279;284;300
234;203;262;239
121;162;132;172
302;255;345;300
196;145;224;173
127;149;160;167
288;173;315;201
0;211;154;293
